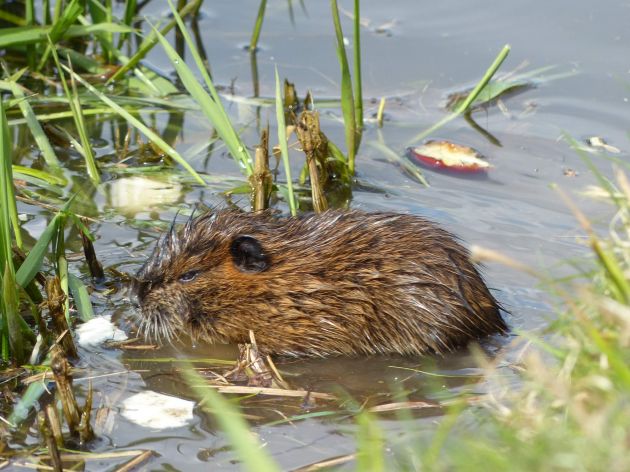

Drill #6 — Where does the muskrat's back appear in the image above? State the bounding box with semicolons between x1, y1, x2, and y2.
132;210;507;356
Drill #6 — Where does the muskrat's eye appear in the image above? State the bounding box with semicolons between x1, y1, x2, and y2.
179;270;200;283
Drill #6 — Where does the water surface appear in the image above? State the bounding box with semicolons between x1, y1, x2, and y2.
8;0;630;469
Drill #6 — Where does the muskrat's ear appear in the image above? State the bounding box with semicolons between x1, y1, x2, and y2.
230;235;270;273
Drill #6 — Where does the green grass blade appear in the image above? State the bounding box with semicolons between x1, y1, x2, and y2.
62;64;205;185
0;98;16;337
117;0;138;48
408;44;511;144
182;367;280;472
156;30;253;175
368;139;429;187
24;0;35;68
3;265;24;364
165;0;252;164
0;97;22;250
591;239;630;304
352;0;363;135
0;8;27;26
54;221;71;325
37;0;84;70
87;0;114;63
454;45;512;114
0;23;133;48
249;0;267;52
15;214;61;288
0;96;26;362
275;68;297;215
108;0;201;83
68;274;95;321
0;80;60;168
50;44;101;184
12;165;67;187
157;5;253;175
330;0;357;174
9;374;47;425
355;412;385;472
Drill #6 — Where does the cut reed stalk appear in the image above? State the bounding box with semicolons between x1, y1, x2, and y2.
38;410;63;472
296;111;328;213
251;128;272;212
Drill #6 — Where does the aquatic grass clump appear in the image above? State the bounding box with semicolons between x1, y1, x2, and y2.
49;42;100;185
157;0;254;177
421;168;630;470
0;89;98;367
0;97;25;363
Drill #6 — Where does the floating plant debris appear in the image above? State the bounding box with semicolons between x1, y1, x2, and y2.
407;141;491;174
586;136;621;154
120;391;194;430
76;316;128;348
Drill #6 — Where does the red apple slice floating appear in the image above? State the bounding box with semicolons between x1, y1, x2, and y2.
408;141;491;174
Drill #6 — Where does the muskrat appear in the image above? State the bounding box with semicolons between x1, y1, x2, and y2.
130;210;507;357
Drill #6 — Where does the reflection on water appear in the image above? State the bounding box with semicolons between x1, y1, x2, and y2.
9;0;629;469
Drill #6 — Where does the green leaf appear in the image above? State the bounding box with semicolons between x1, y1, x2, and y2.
0;79;60;167
249;0;267;52
352;0;363;138
38;0;86;69
49;43;100;184
0;23;133;48
15;214;61;289
3;265;24;364
108;0;201;82
9;376;47;425
274;67;297;215
12;165;67;187
355;412;385;472
161;0;253;176
331;0;357;174
0;97;22;253
68;274;95;321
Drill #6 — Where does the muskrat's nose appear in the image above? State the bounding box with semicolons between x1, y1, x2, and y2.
128;280;141;309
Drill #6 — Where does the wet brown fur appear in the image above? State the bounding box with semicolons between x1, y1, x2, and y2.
132;210;507;357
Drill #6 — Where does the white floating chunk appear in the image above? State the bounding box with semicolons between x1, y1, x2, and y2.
76;316;128;347
105;176;183;215
121;391;195;429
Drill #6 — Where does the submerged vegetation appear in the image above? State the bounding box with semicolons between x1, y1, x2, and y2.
0;0;627;469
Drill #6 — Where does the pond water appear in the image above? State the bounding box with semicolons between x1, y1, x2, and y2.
7;0;630;469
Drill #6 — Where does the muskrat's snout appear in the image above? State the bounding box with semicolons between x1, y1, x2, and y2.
127;273;184;343
128;278;141;309
128;277;154;310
